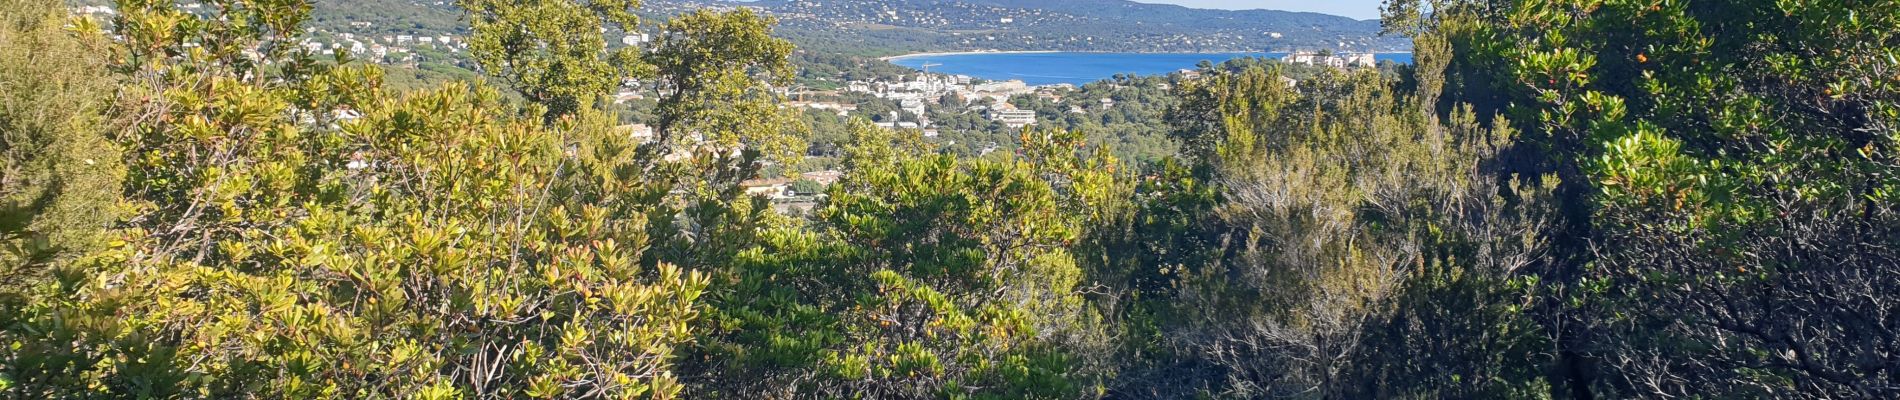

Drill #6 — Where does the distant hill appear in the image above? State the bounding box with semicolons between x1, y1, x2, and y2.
724;0;1406;55
305;0;470;37
72;0;1402;55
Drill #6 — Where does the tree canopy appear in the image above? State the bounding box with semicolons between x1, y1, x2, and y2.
2;0;1896;398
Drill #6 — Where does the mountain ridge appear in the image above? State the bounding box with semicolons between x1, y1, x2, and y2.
680;0;1406;55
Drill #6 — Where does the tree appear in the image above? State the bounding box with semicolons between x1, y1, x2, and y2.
685;121;1125;399
645;8;797;149
0;0;121;296
635;8;806;271
8;0;1896;397
460;0;645;121
1401;0;1900;396
1112;51;1555;398
0;1;124;389
3;0;715;397
462;0;808;276
788;179;823;196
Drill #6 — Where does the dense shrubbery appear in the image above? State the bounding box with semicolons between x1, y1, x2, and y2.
1415;0;1900;397
685;121;1124;399
3;0;782;396
2;0;1896;398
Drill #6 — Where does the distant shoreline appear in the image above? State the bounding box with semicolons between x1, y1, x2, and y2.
881;50;1413;62
880;50;1064;61
878;51;1417;86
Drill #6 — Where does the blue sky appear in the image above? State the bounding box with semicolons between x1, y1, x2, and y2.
1132;0;1384;20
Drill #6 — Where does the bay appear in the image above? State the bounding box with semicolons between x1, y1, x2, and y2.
889;52;1413;86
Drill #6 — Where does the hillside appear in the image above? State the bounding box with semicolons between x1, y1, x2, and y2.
306;0;469;37
733;0;1405;55
287;0;1402;57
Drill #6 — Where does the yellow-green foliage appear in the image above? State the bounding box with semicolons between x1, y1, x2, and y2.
0;0;123;296
462;1;807;266
3;0;711;398
460;0;645;120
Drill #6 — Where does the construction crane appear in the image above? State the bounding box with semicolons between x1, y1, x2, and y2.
920;62;943;75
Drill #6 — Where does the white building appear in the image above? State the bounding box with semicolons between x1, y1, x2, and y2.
75;5;117;16
990;109;1037;128
618;124;655;143
1282;52;1318;65
621;33;651;46
973;80;1030;94
1343;53;1376;68
900;98;927;117
1281;52;1376;69
742;178;794;199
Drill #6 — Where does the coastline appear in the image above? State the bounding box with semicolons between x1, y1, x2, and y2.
879;50;1064;61
880;49;1413;62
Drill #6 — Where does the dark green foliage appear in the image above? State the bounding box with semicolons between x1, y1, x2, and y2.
308;0;469;36
686;121;1124;399
1002;75;1182;166
1397;0;1900;397
1085;43;1559;397
788;179;823;196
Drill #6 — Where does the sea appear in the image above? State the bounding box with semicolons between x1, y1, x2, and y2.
889;52;1414;86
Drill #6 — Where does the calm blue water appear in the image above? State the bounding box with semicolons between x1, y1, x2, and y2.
890;52;1413;86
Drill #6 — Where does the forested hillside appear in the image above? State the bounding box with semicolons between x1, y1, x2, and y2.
306;0;470;36
742;0;1402;54
3;0;1896;399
